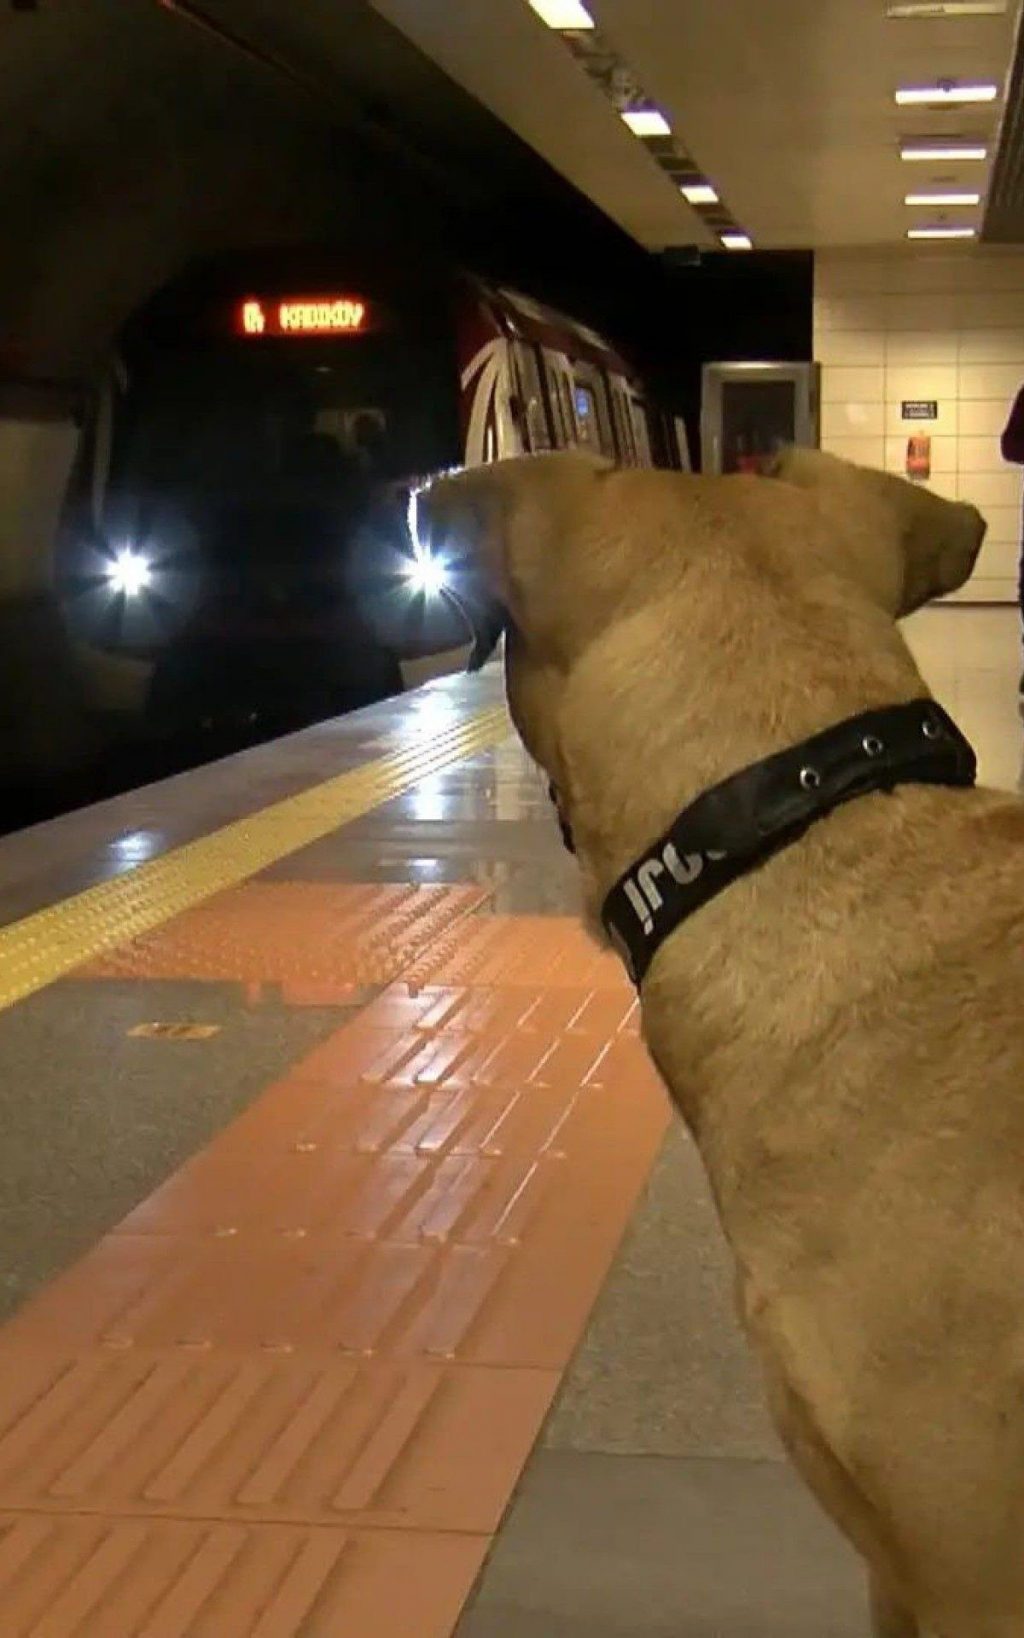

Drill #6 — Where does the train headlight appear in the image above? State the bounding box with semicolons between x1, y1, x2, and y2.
405;554;448;596
404;484;449;596
106;547;153;598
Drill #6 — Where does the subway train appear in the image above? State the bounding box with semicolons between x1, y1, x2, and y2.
57;256;691;748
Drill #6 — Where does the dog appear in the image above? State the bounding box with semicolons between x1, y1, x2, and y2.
411;447;1024;1637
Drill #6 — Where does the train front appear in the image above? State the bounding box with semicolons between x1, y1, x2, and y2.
56;261;473;752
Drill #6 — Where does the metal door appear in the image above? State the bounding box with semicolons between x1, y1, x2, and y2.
701;361;820;475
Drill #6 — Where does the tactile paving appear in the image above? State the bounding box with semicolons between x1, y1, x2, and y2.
0;706;508;1012
0;1514;487;1638
0;903;669;1633
0;1353;557;1532
403;913;626;990
83;883;490;988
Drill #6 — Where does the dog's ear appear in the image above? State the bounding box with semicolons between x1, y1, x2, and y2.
411;452;611;664
768;446;986;614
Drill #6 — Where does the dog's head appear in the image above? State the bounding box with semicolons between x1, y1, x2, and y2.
410;448;986;878
766;446;986;615
409;452;620;775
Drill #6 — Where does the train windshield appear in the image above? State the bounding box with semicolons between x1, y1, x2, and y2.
107;323;457;574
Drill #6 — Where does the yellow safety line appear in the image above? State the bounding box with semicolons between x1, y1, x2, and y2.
0;704;510;1013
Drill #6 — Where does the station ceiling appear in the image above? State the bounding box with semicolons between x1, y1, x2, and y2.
370;0;1023;251
8;0;1020;387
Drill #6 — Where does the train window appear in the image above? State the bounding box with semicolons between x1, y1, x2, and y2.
578;368;616;458
512;343;553;452
573;381;600;453
573;369;616;458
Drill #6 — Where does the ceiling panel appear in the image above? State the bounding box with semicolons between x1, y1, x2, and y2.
600;0;1017;245
369;0;715;246
371;0;1023;249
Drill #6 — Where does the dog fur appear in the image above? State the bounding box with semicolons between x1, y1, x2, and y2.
413;448;1024;1636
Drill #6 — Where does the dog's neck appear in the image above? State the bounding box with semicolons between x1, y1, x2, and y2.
560;575;929;901
551;595;950;1132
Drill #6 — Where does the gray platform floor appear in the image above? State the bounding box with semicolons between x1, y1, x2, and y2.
0;605;1019;1635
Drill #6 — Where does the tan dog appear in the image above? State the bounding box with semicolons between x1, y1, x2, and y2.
413;449;1024;1638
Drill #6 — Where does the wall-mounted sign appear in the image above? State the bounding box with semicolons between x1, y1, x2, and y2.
236;295;368;338
906;434;931;480
901;400;938;420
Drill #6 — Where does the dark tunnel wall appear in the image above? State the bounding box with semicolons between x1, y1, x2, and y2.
0;7;447;386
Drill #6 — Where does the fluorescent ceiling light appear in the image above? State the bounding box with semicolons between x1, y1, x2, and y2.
721;232;753;250
907;225;977;238
895;83;998;104
527;0;595;25
680;182;719;205
900;140;988;160
621;109;671;137
905;190;981;204
887;1;1006;14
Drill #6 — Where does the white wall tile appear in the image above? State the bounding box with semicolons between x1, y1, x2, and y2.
881;256;968;296
920;472;961;501
822;436;887;466
821;401;885;439
974;539;1019;579
958;329;1024;364
816;295;887;333
976;504;1020;545
960;470;1021;510
885;398;958;437
958;399;1014;437
885;330;958;366
959;362;1024;402
885;435;957;474
959;255;1024;292
883;292;957;332
821;366;885;403
959;435;1016;472
815;330;885;366
942;578;1016;602
812;249;1024;603
815;256;895;297
885;364;958;404
957;292;1024;329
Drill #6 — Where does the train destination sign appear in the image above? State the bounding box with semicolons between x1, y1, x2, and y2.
237;295;368;337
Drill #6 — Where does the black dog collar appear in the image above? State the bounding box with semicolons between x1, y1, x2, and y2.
599;699;976;986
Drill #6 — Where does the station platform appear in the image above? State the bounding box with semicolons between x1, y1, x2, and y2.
0;603;1019;1637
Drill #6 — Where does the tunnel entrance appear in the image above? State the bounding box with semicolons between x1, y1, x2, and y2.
55;248;467;757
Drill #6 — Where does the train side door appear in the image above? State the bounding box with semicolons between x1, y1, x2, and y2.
625;391;654;467
673;415;692;472
608;375;640;465
571;363;616;458
510;341;554;454
541;350;579;449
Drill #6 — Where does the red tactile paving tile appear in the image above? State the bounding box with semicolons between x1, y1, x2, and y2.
403;913;627;990
0;914;669;1635
0;1514;487;1638
81;882;490;989
0;1353;557;1532
5;1113;664;1365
